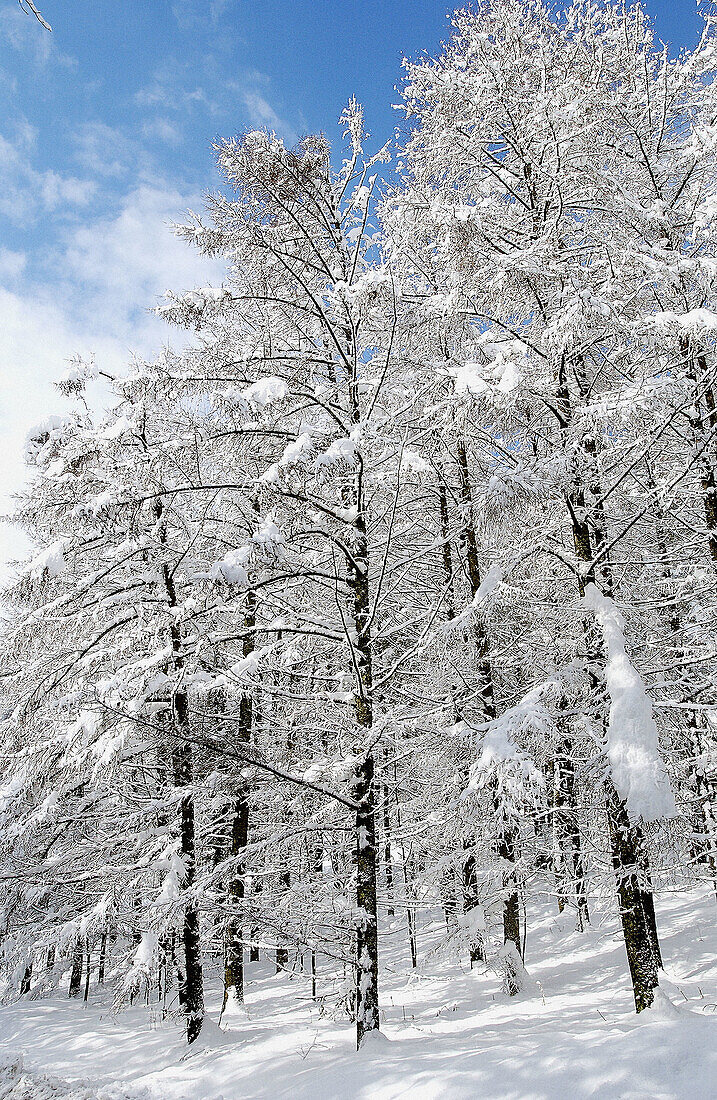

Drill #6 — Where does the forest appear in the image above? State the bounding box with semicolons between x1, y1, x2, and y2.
0;1;715;1097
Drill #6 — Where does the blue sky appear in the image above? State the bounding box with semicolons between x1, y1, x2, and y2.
0;0;705;573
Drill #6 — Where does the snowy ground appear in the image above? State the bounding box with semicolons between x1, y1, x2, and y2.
0;887;715;1100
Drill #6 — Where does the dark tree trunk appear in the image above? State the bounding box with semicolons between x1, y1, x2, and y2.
647;464;717;897
402;845;418;969
250;876;261;962
20;963;32;995
83;948;91;1002
353;751;379;1047
68;944;83;998
174;733;204;1043
156;500;205;1045
456;439;521;971
98;932;107;984
441;866;458;931
456;440;496;720
606;784;660;1010
683;346;717;563
462;844;484;964
499;827;521;958
223;793;249;1011
346;487;380;1049
382;764;395;918
223;597;255;1014
440;466;483;962
275;859;290;973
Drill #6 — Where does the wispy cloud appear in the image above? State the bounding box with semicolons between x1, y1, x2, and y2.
171;0;236;29
141;117;182;146
71;121;136;178
241;90;296;142
133;59;296;141
59;180;224;331
0;248;26;279
0;128;95;225
135;72;210;113
0;5;76;68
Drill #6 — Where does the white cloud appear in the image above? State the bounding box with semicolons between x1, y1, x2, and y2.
39;170;95;209
0;129;95;224
0;181;225;580
71;121;136;177
209;0;233;18
141;117;182;145
60;182;223;332
0;286;124;578
0;248;26;279
132;61;295;139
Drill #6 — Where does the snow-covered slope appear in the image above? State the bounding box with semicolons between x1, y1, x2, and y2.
0;888;715;1100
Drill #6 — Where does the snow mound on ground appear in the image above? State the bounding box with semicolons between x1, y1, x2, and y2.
219;995;250;1029
645;987;686;1021
610;988;717;1100
356;1029;392;1057
184;1015;236;1054
0;1052;150;1099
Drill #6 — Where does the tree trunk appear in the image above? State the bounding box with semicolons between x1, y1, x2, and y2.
223;597;255;1014
606;783;661;1010
647;463;717;895
557;378;663;1011
440;466;484;961
553;741;590;930
83;947;91;1002
499;827;521;958
683;345;717;563
223;794;249;1012
275;860;290;974
250;876;261;963
156;500;205;1044
347;491;380;1049
462;844;484;964
456;439;519;970
173;733;204;1042
382;761;395;918
98;932;107;984
68;944;83;997
455;440;496;719
353;751;379;1047
441;866;458;931
20;962;32;995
